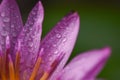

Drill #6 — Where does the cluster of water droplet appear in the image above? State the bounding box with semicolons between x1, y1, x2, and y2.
40;13;78;69
0;1;23;56
17;4;44;79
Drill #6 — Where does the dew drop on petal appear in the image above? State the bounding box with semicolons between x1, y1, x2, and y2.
28;42;33;47
29;21;33;25
59;25;64;29
16;15;19;18
31;11;36;15
12;32;17;37
62;38;67;43
29;27;32;31
1;12;5;17
1;31;7;37
11;24;14;28
54;50;58;54
0;40;4;45
53;44;57;47
56;34;61;38
47;53;51;57
23;29;27;32
49;57;53;61
3;17;10;22
1;24;5;27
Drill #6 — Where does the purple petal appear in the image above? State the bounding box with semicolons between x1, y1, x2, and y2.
57;47;111;80
17;1;44;80
0;0;23;55
38;11;80;79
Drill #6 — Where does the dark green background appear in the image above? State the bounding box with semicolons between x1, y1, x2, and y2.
15;0;120;79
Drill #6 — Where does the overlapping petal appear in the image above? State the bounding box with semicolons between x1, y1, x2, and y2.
0;0;23;56
38;11;80;79
16;1;44;80
0;0;112;80
57;47;111;80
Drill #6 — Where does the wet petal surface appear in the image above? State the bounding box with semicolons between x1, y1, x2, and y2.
16;1;44;80
57;47;111;80
0;0;23;56
38;11;80;79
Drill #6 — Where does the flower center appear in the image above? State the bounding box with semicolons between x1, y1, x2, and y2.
0;36;64;80
0;49;47;80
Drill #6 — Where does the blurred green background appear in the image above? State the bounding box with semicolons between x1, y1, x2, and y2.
16;0;120;79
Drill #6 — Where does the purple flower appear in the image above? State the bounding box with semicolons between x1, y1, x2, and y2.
0;0;111;80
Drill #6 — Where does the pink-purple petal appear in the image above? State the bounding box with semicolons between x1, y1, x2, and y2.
17;1;44;80
38;11;80;79
57;47;111;80
0;0;23;55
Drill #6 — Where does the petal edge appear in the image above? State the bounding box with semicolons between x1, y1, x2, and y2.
57;47;111;80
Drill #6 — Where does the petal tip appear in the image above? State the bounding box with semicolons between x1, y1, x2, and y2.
67;11;80;19
37;1;44;10
63;11;80;30
102;46;111;56
68;10;79;16
69;11;80;26
34;1;44;22
38;1;42;5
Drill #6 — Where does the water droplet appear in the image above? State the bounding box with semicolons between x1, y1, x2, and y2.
1;12;5;17
54;29;60;33
12;33;17;37
23;29;27;32
28;42;33;47
48;57;53;61
33;17;37;21
3;17;10;22
28;37;32;41
2;24;5;27
47;54;51;57
70;22;74;26
29;27;32;31
53;44;57;47
1;31;7;36
67;22;74;31
0;40;4;45
59;26;64;29
54;50;58;54
34;45;37;49
31;11;36;15
25;24;29;27
59;24;66;29
29;21;33;25
62;38;67;42
11;24;14;28
10;5;14;9
16;15;19;18
58;22;64;29
56;34;61;38
31;35;35;38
